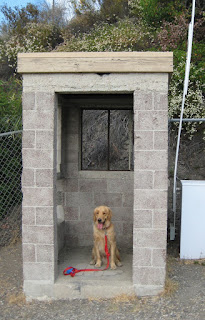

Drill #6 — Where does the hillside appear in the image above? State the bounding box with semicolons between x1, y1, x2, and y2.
0;0;204;136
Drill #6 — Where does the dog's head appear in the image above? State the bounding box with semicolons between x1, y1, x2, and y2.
93;206;112;230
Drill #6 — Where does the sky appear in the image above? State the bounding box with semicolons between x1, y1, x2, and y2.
0;0;71;24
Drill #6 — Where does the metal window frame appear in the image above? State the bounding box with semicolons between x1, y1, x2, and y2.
81;107;134;172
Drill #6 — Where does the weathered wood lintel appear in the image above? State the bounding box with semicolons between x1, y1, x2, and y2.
17;52;173;74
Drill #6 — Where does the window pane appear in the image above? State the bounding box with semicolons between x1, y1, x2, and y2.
82;110;108;170
109;110;133;170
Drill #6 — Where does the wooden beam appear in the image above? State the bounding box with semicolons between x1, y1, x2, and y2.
17;52;173;74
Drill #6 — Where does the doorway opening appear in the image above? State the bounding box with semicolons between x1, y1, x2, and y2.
56;93;134;297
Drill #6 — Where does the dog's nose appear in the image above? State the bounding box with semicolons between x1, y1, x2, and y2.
98;218;102;223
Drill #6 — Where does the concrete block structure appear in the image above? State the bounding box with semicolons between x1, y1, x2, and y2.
18;52;173;299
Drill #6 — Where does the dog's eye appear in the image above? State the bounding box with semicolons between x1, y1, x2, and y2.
96;212;99;215
103;212;106;215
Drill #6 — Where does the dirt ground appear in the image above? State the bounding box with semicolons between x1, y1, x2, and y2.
0;240;205;320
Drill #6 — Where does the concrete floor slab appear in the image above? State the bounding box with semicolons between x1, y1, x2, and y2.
55;247;134;299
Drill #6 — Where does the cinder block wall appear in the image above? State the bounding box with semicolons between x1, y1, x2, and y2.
21;71;169;298
57;102;134;248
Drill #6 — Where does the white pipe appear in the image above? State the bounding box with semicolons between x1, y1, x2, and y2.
0;130;22;137
172;0;196;240
169;118;205;122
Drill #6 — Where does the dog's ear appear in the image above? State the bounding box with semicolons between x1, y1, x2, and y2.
107;207;112;221
93;208;98;222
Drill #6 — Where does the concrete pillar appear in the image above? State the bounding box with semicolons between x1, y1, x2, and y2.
133;90;168;295
22;91;58;298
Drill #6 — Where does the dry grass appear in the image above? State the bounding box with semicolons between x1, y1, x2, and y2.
161;276;178;297
9;231;21;246
166;255;177;272
106;294;139;313
180;259;205;266
112;293;138;304
90;293;161;315
159;254;179;297
88;296;103;302
89;294;137;303
6;293;26;306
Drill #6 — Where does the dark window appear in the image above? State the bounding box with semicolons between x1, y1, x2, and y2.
81;109;133;171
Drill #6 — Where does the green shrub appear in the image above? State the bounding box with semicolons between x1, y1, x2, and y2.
0;78;22;120
68;0;129;35
133;0;184;28
0;78;22;220
0;130;22;220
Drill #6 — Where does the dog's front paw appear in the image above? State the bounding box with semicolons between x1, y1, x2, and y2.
95;261;102;268
111;263;117;270
90;260;95;265
116;261;122;267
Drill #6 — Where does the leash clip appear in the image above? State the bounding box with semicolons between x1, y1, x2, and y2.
63;267;74;275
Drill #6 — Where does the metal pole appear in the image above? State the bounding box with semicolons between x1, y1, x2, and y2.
171;0;196;241
0;130;22;137
52;0;55;24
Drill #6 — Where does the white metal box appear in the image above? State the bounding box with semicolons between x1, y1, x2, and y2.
180;180;205;259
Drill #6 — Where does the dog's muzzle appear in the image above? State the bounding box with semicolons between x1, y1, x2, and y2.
97;218;105;230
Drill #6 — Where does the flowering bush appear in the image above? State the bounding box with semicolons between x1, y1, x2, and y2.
157;14;188;50
169;60;205;138
0;23;63;71
58;19;154;52
155;12;205;138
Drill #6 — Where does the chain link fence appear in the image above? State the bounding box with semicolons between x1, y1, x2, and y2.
0;116;22;246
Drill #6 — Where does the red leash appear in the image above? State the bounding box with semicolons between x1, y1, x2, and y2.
63;235;110;277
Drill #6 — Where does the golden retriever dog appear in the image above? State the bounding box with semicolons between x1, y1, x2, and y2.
90;206;122;270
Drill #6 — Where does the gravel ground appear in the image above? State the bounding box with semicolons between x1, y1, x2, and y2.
0;241;205;320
